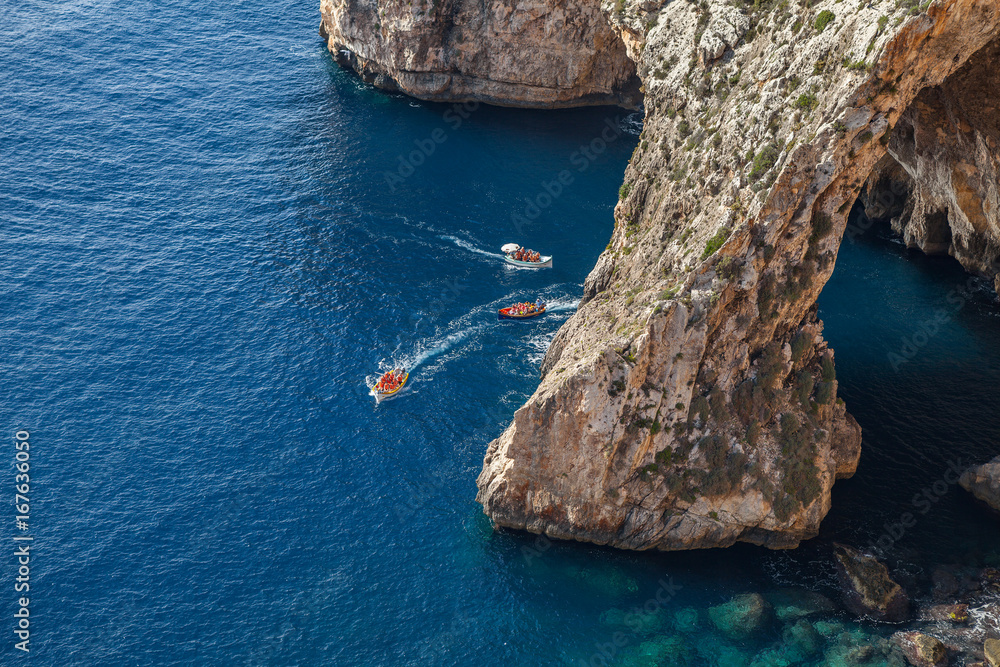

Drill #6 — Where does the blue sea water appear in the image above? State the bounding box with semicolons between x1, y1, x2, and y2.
3;0;1000;664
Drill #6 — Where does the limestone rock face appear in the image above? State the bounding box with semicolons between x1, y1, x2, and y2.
834;544;910;623
960;456;1000;512
319;0;641;107
477;0;1000;551
862;36;1000;292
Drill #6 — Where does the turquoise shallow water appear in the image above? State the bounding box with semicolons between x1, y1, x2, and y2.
3;0;1000;664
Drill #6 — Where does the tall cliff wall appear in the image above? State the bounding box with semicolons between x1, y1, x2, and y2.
324;0;1000;550
476;0;1000;550
319;0;641;107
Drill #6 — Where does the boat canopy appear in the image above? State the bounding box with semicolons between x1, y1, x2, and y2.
501;243;520;253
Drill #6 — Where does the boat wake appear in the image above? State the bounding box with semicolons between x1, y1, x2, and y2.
543;298;580;313
368;289;579;400
403;323;489;371
439;235;502;260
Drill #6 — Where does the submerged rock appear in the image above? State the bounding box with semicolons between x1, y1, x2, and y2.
750;647;794;667
709;593;774;641
931;569;962;601
620;634;694;667
892;632;948;667
700;641;750;667
833;544;910;623
961;458;1000;512
766;588;838;622
823;633;907;667
983;568;1000;595
815;620;848;638
783;619;826;661
673;607;701;634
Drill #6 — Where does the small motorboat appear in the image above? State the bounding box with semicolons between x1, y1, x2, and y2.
498;299;547;321
371;368;408;403
501;243;552;268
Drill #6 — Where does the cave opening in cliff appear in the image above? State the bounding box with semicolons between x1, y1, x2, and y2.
809;184;1000;567
850;33;1000;295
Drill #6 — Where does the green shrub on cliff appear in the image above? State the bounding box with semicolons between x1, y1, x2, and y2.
790;331;811;363
690;395;711;424
809;212;833;247
814;10;835;33
815;381;835;405
697;435;726;469
758;340;785;389
619;181;632;200
702;228;731;259
749;143;780;181
821;355;836;382
796;370;814;408
794;93;818;111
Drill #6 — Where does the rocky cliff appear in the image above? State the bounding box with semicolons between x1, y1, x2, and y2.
326;0;1000;550
476;0;1000;551
319;0;641;107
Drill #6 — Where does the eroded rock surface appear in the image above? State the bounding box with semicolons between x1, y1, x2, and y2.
319;0;641;107
834;544;910;623
894;632;949;667
960;456;1000;512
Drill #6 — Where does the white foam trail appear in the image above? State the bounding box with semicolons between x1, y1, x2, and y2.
439;235;502;260
544;298;580;313
525;330;559;365
405;324;485;370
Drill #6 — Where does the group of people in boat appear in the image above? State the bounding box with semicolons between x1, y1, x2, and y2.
374;369;405;393
507;300;544;316
510;247;542;263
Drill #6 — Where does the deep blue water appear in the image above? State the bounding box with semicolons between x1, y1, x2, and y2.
4;0;1000;664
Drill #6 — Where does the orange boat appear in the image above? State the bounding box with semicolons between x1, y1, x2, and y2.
498;300;546;320
371;368;408;403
